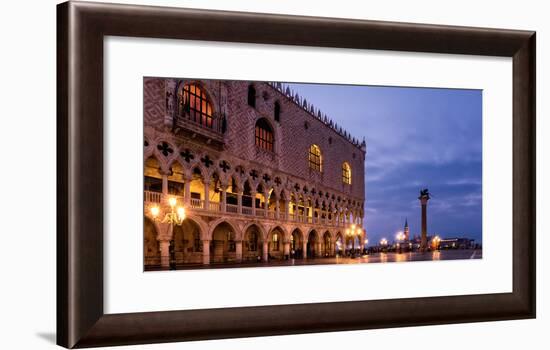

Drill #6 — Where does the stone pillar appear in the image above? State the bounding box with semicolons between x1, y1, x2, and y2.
420;196;429;252
316;242;322;257
275;200;281;220
221;186;227;212
202;240;210;265
237;191;243;214
203;180;210;211
235;241;243;262
159;240;170;268
251;191;257;216
161;173;169;195
262;241;268;261
183;178;191;206
284;200;289;221
283;241;290;258
264;192;269;217
303;240;308;258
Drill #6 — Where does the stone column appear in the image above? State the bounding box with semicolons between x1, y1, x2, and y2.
237;190;243;214
262;241;268;261
221;185;227;212
316;242;322;257
159;240;170;268
235;240;243;262
161;172;169;195
303;240;308;259
283;200;289;221
264;192;269;217
202;240;210;265
283;241;290;258
275;199;281;220
203;180;210;211
183;177;191;206
251;191;257;216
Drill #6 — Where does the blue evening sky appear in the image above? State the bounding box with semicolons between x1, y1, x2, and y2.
287;83;482;245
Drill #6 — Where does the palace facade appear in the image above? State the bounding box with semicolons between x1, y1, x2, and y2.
143;78;366;269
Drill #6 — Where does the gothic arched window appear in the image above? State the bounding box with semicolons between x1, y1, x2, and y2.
255;118;274;152
180;83;214;129
308;144;322;172
342;162;352;184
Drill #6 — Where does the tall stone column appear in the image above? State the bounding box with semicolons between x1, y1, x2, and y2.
183;177;191;206
159;240;170;268
202;240;210;265
262;241;268;261
203;180;210;211
251;191;257;216
220;185;227;212
302;240;308;259
283;200;289;221
275;200;281;220
237;191;243;214
235;240;243;262
283;241;290;258
161;172;169;196
264;192;269;217
316;242;322;257
418;189;430;252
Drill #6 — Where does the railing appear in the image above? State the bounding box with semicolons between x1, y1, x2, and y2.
209;201;221;212
226;204;239;213
144;191;162;203
145;191;353;228
190;198;203;209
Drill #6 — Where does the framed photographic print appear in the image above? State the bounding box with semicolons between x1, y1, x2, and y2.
57;1;536;348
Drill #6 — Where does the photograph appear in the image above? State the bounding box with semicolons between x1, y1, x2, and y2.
143;78;482;271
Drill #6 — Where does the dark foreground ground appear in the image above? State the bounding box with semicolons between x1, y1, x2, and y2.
146;249;482;271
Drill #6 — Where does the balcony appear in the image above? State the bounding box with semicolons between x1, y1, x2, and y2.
144;191;348;229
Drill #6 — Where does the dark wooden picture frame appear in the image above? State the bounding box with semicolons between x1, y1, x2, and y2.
57;1;536;348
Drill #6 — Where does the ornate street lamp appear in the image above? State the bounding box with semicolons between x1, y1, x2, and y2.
345;224;363;258
150;197;187;270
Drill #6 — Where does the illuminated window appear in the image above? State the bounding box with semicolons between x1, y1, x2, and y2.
342;162;352;184
308;144;322;172
255;118;274;152
180;84;214;129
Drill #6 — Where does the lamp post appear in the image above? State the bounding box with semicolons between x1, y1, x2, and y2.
396;231;405;253
150;197;187;270
431;235;441;251
345;224;363;258
380;238;388;253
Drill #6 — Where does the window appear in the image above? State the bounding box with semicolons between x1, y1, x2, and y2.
308;144;322;172
342;162;352;184
181;84;214;128
272;233;280;251
274;101;281;122
248;85;256;107
255;118;274;152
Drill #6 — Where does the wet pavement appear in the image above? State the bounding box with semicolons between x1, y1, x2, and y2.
147;249;482;271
